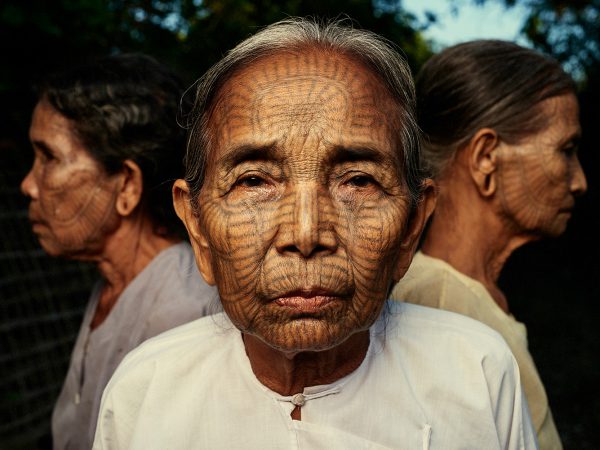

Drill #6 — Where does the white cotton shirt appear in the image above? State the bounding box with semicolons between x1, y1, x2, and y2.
93;301;538;450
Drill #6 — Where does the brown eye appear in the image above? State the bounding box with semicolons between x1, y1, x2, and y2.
237;175;266;188
347;175;375;188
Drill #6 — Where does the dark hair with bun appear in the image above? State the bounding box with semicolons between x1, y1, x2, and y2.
416;40;575;177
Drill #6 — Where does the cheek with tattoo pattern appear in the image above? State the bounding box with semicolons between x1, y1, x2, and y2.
496;94;586;237
22;101;120;258
196;50;412;352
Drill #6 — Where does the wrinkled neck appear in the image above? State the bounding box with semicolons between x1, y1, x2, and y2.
91;214;179;329
243;329;370;397
422;178;532;313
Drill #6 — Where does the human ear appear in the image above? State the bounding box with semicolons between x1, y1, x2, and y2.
115;160;143;216
467;128;499;197
392;179;437;282
172;179;216;286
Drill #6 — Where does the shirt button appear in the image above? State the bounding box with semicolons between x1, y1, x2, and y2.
291;393;305;406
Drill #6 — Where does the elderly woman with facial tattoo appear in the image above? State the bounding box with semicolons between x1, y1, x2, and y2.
391;41;587;450
20;54;216;450
93;20;537;450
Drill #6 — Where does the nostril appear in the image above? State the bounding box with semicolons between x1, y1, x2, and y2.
278;244;298;255
278;242;334;258
312;243;334;255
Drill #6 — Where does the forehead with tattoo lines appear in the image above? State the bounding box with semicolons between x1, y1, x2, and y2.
208;50;403;174
194;50;412;352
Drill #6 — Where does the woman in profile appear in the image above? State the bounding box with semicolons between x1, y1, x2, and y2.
392;40;587;450
21;54;216;449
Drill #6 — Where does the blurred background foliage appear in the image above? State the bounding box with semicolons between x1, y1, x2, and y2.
0;0;598;448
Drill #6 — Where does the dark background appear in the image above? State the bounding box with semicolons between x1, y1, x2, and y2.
1;1;598;448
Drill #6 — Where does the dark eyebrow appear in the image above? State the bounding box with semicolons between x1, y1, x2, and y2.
220;144;280;170
328;145;388;165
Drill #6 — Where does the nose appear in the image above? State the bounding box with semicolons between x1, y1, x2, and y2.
20;167;39;200
276;183;337;258
570;156;587;197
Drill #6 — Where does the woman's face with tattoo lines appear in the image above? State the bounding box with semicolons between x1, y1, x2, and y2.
21;101;120;258
497;94;587;237
194;51;413;353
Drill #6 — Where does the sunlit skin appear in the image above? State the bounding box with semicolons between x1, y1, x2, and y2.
175;49;433;401
422;93;586;311
21;100;121;258
21;100;178;328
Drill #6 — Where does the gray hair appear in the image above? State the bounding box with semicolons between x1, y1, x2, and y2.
416;40;576;178
182;17;425;206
